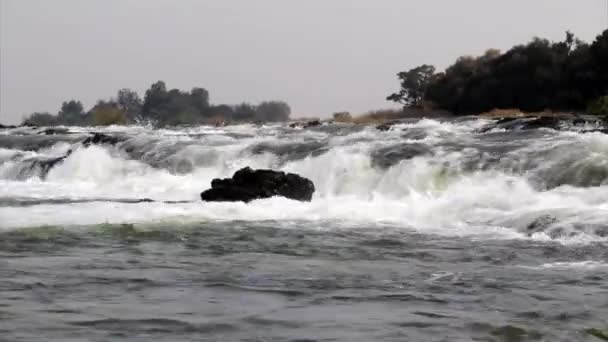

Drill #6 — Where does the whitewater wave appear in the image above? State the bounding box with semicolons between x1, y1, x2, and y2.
1;119;608;244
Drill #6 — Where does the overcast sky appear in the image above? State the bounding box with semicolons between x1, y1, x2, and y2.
0;0;606;123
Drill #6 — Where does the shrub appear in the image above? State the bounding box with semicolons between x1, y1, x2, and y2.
92;106;127;126
332;112;352;123
587;96;608;116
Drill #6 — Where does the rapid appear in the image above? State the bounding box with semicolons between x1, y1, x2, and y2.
0;118;607;341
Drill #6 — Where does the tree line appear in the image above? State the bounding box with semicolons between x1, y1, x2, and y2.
388;30;608;115
23;81;291;126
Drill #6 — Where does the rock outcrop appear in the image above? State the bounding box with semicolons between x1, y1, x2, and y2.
82;133;123;147
201;167;315;202
0;124;17;130
478;115;603;133
289;120;322;129
39;128;70;135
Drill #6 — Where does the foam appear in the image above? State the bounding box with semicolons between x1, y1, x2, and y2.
1;120;607;244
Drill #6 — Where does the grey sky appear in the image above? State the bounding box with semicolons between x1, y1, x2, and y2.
1;0;606;124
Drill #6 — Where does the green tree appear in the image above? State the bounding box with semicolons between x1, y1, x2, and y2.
116;88;142;122
190;87;210;113
57;100;86;125
231;103;256;122
387;64;436;107
414;30;608;115
142;81;168;123
588;95;608;115
91;100;127;126
255;101;291;122
22;112;57;126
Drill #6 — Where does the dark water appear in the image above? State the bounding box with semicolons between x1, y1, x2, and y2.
1;222;607;342
2;120;608;341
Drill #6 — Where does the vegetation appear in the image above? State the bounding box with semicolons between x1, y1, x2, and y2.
586;328;608;341
587;95;608;116
91;101;128;126
389;30;608;116
332;112;353;123
23;82;291;127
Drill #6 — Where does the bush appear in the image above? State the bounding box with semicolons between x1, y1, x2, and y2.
587;96;608;115
22;112;57;126
92;106;127;126
332;112;352;123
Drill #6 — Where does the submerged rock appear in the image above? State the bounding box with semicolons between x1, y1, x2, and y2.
289;120;322;129
39;128;70;135
201;167;315;202
376;120;402;131
526;215;558;235
20;152;72;179
371;143;431;168
82;133;123;147
376;118;422;131
479;115;603;133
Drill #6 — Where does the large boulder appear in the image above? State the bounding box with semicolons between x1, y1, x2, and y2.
201;167;315;202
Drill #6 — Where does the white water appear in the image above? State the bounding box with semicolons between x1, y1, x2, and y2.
1;120;608;244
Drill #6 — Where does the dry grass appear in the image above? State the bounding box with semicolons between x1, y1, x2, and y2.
478;108;525;118
348;107;452;124
478;108;576;118
351;109;404;124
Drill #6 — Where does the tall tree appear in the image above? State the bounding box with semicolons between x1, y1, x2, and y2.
387;65;436;107
255;101;291;122
116;88;142;122
57;100;86;125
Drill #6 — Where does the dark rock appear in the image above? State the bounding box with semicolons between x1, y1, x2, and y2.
572;117;586;126
522;116;562;130
526;215;557;234
201;167;315;202
0;124;17;129
376;123;393;132
289;120;322;129
479;115;608;133
39;128;69;135
249;141;328;162
82;133;123;147
376;120;403;131
494;117;518;125
479;116;564;133
30;150;73;177
371;143;431;168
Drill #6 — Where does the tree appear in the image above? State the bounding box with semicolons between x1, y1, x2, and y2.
411;30;608;115
588;95;608;116
90;100;127;126
22;112;57;126
20;80;294;127
57;100;86;125
255;101;291;122
232;103;257;122
142;82;215;125
387;64;436;107
190;87;210;113
142;81;168;122
333;112;352;122
116;88;142;122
